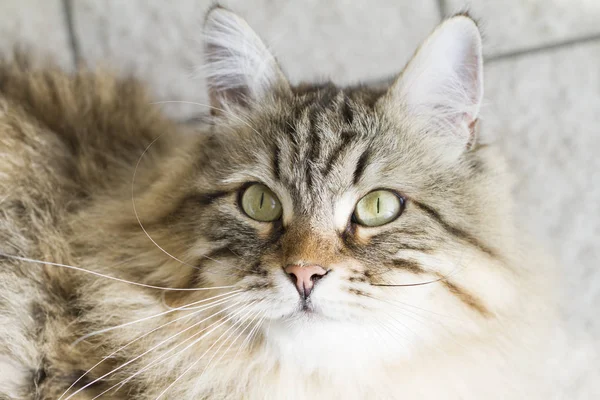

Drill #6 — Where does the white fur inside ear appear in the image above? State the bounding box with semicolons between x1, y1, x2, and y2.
396;16;483;141
203;7;285;102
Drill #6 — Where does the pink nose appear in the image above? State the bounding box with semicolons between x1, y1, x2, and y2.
284;264;328;299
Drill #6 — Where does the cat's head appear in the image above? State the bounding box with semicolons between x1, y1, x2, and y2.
137;7;519;368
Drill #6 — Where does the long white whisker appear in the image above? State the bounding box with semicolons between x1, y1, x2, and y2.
369;317;411;353
375;310;455;357
154;303;257;399
381;296;463;322
59;292;241;400
131;134;201;271
371;295;466;329
0;251;236;291
131;99;261;274
195;304;260;379
131;141;247;276
377;308;427;344
202;306;263;382
160;290;241;311
71;290;242;346
104;302;254;399
232;308;266;363
380;301;448;332
65;299;243;400
371;249;473;287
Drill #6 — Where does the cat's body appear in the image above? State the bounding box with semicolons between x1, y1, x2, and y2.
0;9;557;400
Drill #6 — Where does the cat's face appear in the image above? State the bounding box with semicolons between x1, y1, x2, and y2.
147;8;517;366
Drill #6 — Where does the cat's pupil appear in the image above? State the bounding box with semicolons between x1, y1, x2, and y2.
376;197;380;214
259;192;265;209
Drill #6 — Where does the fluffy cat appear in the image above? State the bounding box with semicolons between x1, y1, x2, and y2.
0;7;557;399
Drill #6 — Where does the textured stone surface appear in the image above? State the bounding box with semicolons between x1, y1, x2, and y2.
444;0;600;55
0;0;72;68
485;42;600;297
70;0;440;119
0;1;599;396
484;42;600;398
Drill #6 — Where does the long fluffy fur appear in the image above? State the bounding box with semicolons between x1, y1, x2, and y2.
0;11;558;400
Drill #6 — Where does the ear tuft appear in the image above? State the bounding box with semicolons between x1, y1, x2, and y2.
388;15;483;148
203;6;289;111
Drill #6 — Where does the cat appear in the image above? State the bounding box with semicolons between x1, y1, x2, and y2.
0;6;558;399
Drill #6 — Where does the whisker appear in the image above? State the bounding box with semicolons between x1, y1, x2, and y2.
370;250;472;287
149;101;272;277
196;303;263;380
366;317;392;343
156;304;259;399
377;308;422;340
156;304;252;400
129;108;252;276
106;302;255;399
59;292;241;400
369;317;411;353
381;300;455;332
206;307;262;374
131;134;202;271
232;309;266;363
65;299;244;400
371;274;448;288
365;295;468;353
71;290;242;346
372;308;452;356
0;251;236;291
373;316;454;358
365;293;464;323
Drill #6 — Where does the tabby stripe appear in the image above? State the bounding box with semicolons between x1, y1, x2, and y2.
194;246;235;272
308;122;322;164
365;259;426;282
341;94;354;124
317;86;337;110
412;200;498;258
439;278;490;317
196;191;231;205
283;119;299;151
391;259;425;274
202;245;238;261
189;245;237;287
307;104;321;141
249;261;268;277
306;88;336;160
369;232;433;252
353;148;370;185
158;191;232;225
305;109;322;187
272;145;281;181
322;130;355;176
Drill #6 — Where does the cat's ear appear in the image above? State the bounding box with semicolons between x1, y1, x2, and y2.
385;15;483;148
203;6;290;113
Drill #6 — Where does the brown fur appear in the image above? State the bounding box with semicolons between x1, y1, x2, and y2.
0;10;557;399
0;56;185;398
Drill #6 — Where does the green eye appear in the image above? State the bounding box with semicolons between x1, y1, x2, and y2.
240;184;282;222
353;190;404;227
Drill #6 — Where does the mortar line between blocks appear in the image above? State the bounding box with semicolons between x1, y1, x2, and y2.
61;0;82;68
436;0;447;20
487;33;600;63
364;33;600;89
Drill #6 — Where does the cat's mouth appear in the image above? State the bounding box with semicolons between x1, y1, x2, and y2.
300;300;315;314
288;298;329;321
